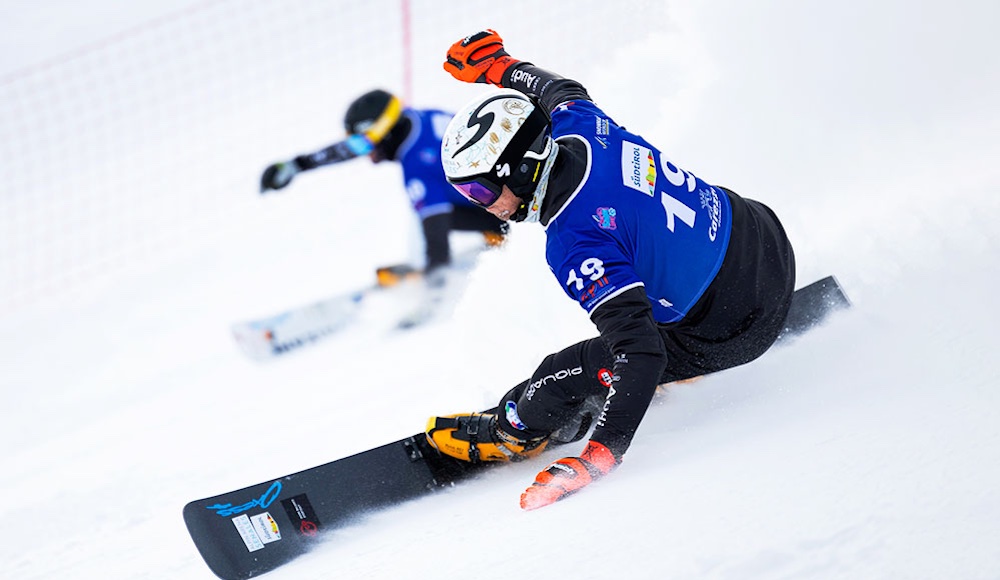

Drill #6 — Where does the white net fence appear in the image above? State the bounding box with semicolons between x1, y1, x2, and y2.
0;0;664;314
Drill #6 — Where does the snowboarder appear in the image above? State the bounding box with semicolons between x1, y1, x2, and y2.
260;89;508;283
425;31;796;510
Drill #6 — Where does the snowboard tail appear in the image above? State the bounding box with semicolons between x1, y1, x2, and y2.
187;275;850;579
778;274;851;342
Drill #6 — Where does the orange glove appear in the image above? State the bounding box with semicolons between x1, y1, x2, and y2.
443;30;519;85
520;440;619;510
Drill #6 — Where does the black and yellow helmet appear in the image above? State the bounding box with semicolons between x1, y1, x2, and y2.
344;89;404;145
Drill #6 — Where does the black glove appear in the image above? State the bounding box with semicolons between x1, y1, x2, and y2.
260;160;301;193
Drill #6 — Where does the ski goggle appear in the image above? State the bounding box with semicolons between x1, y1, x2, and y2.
450;177;504;208
345;133;374;155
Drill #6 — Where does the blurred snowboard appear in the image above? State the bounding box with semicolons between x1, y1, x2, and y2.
231;247;486;360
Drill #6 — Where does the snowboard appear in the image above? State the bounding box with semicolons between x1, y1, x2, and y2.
186;275;850;579
231;247;485;360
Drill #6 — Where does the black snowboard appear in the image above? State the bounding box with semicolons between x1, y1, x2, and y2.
184;275;850;580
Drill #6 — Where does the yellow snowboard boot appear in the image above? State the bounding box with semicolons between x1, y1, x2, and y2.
482;231;507;247
426;412;547;463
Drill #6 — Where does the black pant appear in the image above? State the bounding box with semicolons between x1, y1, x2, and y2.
422;206;507;271
499;189;796;435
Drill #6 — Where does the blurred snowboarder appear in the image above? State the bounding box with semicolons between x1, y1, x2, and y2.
260;89;508;285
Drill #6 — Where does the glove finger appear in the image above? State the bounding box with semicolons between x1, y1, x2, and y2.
446;39;470;61
521;481;570;511
443;59;485;83
469;41;503;62
520;458;594;511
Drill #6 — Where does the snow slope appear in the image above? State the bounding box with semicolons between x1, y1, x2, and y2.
2;1;1000;579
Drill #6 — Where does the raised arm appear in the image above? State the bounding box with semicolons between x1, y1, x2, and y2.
443;30;591;113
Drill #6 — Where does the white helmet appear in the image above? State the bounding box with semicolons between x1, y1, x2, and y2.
441;89;552;216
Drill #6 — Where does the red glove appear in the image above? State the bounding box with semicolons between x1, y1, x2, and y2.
443;30;519;85
520;440;619;510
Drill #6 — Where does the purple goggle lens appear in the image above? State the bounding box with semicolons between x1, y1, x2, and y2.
451;180;502;208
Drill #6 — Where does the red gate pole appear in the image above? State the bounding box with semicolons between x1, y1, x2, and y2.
400;0;413;104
